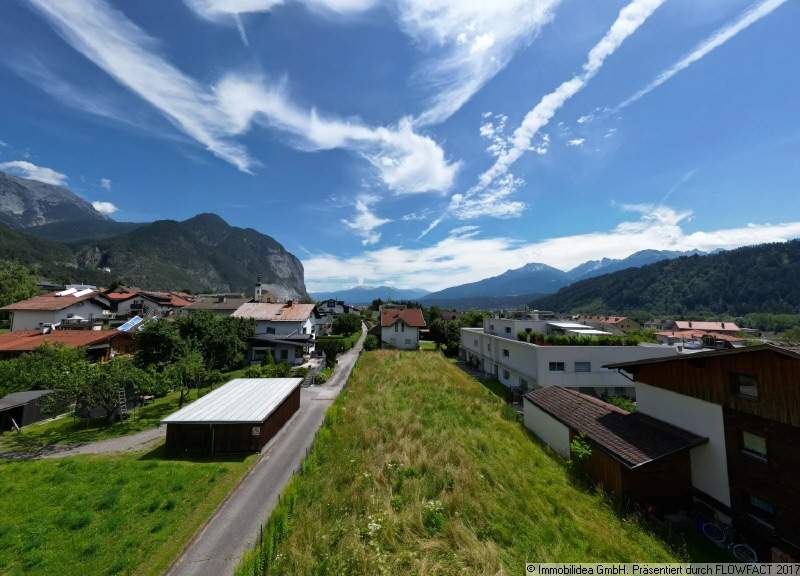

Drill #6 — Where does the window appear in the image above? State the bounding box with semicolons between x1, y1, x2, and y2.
731;372;758;398
505;326;511;334
266;327;276;335
474;339;478;346
502;348;509;358
520;378;528;389
741;431;767;460
575;361;591;373
490;324;495;331
405;339;411;345
280;349;289;360
749;495;775;524
395;323;399;332
251;426;261;437
487;342;491;351
549;362;565;372
503;369;510;379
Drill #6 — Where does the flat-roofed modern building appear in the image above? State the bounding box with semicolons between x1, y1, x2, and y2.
161;378;301;455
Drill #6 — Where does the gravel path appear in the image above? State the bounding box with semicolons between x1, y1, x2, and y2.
39;426;166;459
165;324;366;576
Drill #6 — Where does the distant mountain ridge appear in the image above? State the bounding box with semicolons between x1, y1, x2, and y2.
312;286;429;304
421;249;702;302
0;172;309;297
531;240;800;316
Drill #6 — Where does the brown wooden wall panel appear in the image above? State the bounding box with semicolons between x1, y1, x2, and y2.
632;350;800;426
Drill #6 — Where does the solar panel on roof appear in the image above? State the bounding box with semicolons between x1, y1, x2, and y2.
56;288;77;296
117;315;144;332
72;288;95;298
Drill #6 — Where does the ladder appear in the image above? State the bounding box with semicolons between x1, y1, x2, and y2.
117;386;128;420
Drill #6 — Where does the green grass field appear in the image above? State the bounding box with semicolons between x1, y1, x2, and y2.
237;350;691;575
0;448;256;575
418;340;437;351
0;390;201;454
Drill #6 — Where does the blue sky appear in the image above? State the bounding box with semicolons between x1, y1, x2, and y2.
1;0;798;292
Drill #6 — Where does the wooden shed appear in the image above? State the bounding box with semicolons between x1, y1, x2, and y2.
161;378;301;455
0;390;54;431
524;386;707;511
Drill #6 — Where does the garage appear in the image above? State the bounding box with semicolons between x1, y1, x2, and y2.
161;378;302;456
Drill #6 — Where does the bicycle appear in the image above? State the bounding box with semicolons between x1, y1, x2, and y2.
702;521;759;563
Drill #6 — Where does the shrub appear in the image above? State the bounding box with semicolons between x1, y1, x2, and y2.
517;331;530;342
363;335;379;351
331;313;361;336
570;433;593;464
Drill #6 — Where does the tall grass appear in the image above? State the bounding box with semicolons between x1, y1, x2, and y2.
237;350;683;575
0;448;256;575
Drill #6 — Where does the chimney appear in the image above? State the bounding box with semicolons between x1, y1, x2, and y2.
285;300;293;307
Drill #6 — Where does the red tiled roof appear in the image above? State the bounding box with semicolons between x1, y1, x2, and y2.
380;308;426;328
1;291;106;311
232;302;316;322
579;315;629;324
0;330;124;352
674;320;740;332
524;387;706;469
656;330;744;342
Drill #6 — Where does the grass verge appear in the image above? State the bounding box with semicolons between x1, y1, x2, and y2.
236;350;691;575
0;447;257;575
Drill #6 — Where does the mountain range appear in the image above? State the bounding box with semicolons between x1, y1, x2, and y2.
311;285;429;303
0;171;308;298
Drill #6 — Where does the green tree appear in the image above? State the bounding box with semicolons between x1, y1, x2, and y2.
176;311;253;371
134;319;188;369
0;343;89;398
317;338;344;368
165;350;207;407
428;318;448;349
363;334;379;350
0;260;38;308
332;313;361;336
458;310;487;328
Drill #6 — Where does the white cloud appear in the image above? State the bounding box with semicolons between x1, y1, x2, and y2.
0;140;7;147
91;200;118;214
304;205;800;291
476;0;665;191
576;114;593;124
184;0;562;126
26;0;457;194
401;208;431;221
0;160;68;185
100;177;112;190
566;138;585;147
617;0;788;110
448;225;480;238
341;194;390;245
449;173;525;220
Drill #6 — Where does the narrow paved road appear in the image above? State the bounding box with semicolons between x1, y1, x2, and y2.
166;324;366;576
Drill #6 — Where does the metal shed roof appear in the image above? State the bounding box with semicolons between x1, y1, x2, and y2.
161;378;301;425
0;389;53;410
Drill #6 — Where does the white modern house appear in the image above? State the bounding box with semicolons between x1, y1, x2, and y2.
232;301;318;364
1;288;109;331
460;324;677;398
380;307;426;349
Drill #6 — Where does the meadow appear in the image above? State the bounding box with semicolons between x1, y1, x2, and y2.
0;448;256;575
237;350;689;575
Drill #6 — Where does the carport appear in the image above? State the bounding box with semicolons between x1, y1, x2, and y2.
0;390;53;431
161;378;301;455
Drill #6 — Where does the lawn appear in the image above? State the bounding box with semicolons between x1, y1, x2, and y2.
0;389;203;454
0;448;257;575
418;340;437;351
237;350;690;575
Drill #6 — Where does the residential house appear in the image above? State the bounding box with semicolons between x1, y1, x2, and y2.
0;329;134;361
655;330;746;350
670;320;741;334
380;307;426;349
1;288;110;332
576;315;642;334
460;323;677;398
0;390;55;431
183;295;251;316
607;345;800;561
524;386;706;511
232;301;318;364
315;299;357;335
104;287;193;318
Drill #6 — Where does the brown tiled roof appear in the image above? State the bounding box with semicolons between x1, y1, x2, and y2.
655;330;744;342
1;291;106;311
606;344;800;369
0;330;125;352
380;308;426;328
232;302;316;322
674;320;740;332
524;387;706;468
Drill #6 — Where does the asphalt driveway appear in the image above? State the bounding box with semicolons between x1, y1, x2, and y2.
166;324;366;576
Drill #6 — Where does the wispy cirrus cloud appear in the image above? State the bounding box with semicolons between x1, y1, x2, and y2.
0;160;68;185
341;194;390;245
25;0;457;194
100;177;112;190
304;205;800;291
616;0;789;110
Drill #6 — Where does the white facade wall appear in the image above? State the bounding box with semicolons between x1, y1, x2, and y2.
381;322;419;349
635;381;731;506
255;318;314;337
523;398;571;458
10;300;107;331
483;317;549;339
460;328;678;394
